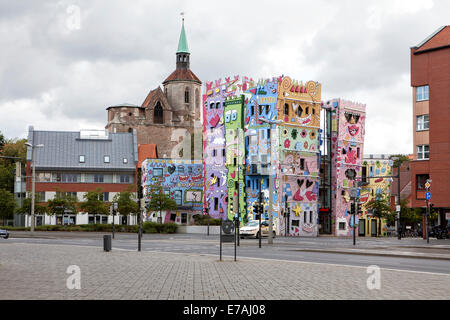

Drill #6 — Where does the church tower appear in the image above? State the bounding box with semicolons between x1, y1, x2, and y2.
163;18;202;125
105;17;202;159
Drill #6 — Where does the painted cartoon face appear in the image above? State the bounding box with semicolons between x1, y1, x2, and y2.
348;125;359;136
225;110;231;123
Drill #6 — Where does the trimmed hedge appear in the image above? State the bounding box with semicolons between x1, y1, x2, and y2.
192;214;222;226
142;222;178;234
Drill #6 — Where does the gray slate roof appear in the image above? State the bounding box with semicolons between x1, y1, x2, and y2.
26;126;138;172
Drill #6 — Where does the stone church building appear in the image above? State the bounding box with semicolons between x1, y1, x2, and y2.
105;20;202;159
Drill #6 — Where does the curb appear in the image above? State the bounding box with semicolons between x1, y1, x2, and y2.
293;248;450;261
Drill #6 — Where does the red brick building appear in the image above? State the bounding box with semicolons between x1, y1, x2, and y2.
410;26;450;229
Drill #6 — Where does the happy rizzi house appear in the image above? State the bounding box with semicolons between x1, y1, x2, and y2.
203;75;323;236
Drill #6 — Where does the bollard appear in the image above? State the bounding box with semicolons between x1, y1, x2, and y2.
103;234;112;252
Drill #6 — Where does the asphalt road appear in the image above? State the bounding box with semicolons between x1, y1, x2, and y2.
3;232;450;275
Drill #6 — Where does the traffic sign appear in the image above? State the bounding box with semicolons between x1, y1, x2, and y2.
425;181;431;189
425;192;431;200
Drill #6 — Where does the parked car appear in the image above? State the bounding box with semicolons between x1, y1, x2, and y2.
239;220;277;239
0;229;9;239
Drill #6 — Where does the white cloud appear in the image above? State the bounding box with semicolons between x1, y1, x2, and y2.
0;0;448;156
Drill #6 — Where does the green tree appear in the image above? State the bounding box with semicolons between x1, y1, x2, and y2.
389;154;410;168
0;189;16;225
146;184;177;223
15;193;46;216
365;198;394;236
0;131;5;149
0;138;27;193
47;191;77;220
113;190;138;217
79;189;108;223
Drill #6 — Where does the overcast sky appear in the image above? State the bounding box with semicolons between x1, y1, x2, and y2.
0;0;448;155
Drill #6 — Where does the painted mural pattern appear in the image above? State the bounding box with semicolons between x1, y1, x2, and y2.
329;99;366;236
142;159;203;223
359;159;393;235
203;75;321;236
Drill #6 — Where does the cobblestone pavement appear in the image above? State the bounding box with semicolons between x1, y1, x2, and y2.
0;242;449;300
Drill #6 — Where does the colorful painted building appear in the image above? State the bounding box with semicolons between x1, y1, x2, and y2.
359;157;393;237
327;98;366;237
141;158;203;225
203;75;322;236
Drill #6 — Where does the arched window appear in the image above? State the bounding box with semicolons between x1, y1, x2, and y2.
185;88;190;103
154;102;163;124
284;103;289;115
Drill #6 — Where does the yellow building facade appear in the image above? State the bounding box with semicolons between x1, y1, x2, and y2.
358;158;393;237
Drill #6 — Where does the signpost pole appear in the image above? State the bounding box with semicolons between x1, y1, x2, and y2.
219;221;222;261
425;180;431;244
259;180;262;249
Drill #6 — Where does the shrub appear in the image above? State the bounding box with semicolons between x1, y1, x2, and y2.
142;222;178;233
192;214;222;226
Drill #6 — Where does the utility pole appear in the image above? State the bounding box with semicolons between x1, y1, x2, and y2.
25;143;44;233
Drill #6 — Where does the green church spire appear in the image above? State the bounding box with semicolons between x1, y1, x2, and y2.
177;18;189;54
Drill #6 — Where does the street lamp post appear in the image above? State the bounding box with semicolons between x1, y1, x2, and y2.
25;142;44;233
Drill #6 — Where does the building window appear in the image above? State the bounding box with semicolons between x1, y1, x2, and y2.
222;149;225;157
284;103;289;115
416;115;429;131
185;89;190;103
250;105;254;116
210;103;214;110
104;155;110;163
120;175;132;183
292;220;299;227
36;192;45;202
417;145;429;160
339;222;346;230
213;149;217;157
103;192;109;202
309;211;313;224
214;197;219;211
123;158;128;164
174;190;182;205
153;168;163;177
216;102;220;109
416;85;429;101
181;213;187;224
79;155;85;163
362;166;367;184
154;102;163;124
300;159;305;170
416;174;430;190
304;211;307;224
177;166;184;174
94;174;104;183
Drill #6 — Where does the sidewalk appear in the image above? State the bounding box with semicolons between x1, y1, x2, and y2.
1;242;449;300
